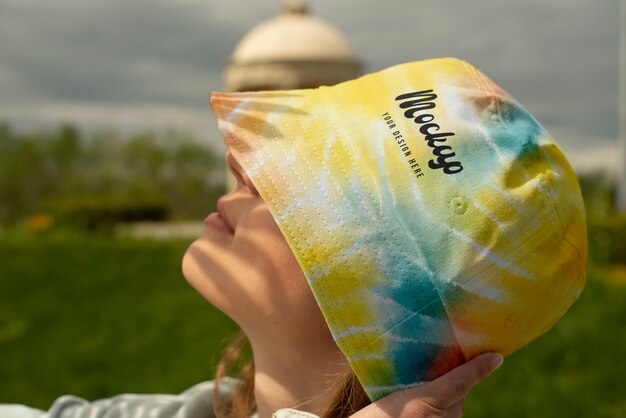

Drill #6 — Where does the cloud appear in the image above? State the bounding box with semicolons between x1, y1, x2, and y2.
0;0;619;171
0;0;235;101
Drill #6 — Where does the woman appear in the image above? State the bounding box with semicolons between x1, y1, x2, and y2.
1;57;585;418
181;151;503;418
183;57;586;417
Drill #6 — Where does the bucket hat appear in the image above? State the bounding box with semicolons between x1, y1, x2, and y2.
210;57;587;401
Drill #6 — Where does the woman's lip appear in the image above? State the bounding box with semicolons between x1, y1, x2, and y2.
204;212;234;234
216;198;234;230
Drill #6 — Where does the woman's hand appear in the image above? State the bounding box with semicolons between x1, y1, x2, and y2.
350;352;503;418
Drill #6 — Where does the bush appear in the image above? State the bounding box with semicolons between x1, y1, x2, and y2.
45;195;170;233
587;214;626;265
0;122;224;227
578;171;615;217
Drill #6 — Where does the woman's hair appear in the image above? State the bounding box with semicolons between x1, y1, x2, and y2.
212;331;256;417
212;330;371;418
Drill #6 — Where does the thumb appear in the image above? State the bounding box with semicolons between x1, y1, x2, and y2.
421;352;503;409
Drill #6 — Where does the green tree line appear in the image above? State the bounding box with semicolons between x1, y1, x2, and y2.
2;120;626;264
0;122;225;230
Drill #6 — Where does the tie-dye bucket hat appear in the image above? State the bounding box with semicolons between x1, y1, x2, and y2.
210;57;587;401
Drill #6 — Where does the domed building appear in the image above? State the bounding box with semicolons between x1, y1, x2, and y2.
223;2;362;191
224;1;362;92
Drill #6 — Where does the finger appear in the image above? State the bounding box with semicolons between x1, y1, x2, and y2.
347;354;501;418
423;352;503;409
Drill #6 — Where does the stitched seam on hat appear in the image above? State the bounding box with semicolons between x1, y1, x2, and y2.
448;61;558;356
449;218;553;288
275;99;348;341
355;294;454;350
453;64;565;362
319;92;432;317
287;118;367;331
464;60;560;229
498;102;564;233
438;59;509;361
561;234;584;267
536;157;585;267
462;60;502;124
315;88;462;363
534;143;587;270
462;60;574;246
450;64;585;334
470;65;585;267
527;135;585;267
296;89;445;390
461;60;551;237
235;106;319;302
251;143;352;339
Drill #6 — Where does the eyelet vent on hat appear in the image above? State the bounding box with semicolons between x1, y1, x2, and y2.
450;196;469;214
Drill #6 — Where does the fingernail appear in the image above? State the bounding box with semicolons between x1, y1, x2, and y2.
490;353;503;370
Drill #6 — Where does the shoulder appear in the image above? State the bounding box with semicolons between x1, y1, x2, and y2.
0;404;47;418
0;380;321;418
0;379;243;418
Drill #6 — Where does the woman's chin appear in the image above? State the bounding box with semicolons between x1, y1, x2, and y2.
181;238;200;281
181;238;238;317
181;238;216;299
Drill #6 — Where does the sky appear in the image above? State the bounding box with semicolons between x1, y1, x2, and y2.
0;0;620;172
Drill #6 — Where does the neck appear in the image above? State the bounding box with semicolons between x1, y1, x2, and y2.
249;334;348;418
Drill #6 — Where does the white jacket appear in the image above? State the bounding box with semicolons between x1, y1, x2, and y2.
0;377;319;418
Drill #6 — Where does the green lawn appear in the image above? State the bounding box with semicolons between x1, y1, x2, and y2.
0;232;238;408
0;233;624;417
466;264;626;417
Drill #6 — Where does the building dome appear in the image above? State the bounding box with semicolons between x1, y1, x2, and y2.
225;1;361;91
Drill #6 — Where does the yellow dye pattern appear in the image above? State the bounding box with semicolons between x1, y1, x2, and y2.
210;57;587;400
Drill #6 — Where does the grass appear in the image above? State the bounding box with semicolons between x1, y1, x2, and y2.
0;231;238;408
0;232;624;417
466;263;626;417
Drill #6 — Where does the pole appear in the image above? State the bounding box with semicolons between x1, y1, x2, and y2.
618;0;626;212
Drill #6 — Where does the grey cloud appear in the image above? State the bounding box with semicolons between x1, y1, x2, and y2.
0;0;239;103
317;0;619;148
0;0;620;170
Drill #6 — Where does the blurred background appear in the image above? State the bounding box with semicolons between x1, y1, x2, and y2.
0;0;625;417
